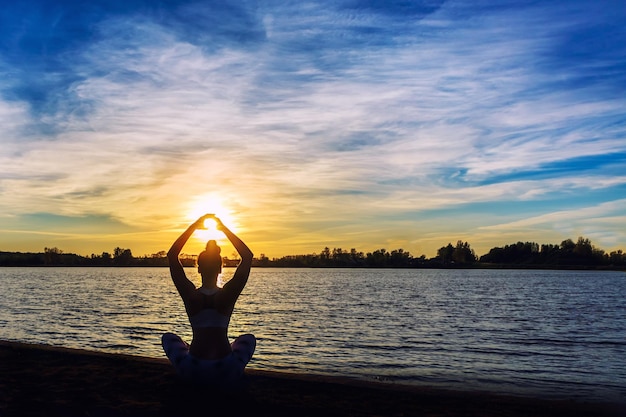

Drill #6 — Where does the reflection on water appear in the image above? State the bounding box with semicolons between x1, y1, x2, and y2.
1;267;625;403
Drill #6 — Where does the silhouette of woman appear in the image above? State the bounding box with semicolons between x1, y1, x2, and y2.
162;214;256;385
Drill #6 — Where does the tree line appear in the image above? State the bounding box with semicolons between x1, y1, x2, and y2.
258;237;624;269
1;236;624;269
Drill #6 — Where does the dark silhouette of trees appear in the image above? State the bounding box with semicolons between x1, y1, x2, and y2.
436;241;476;265
0;236;624;269
256;253;270;266
539;243;560;264
44;247;64;265
113;247;134;266
362;248;413;267
480;241;539;265
366;248;390;267
609;249;624;266
572;237;606;265
436;243;454;264
479;237;614;267
332;247;365;266
1;247;167;267
0;251;45;266
265;247;414;268
453;241;476;264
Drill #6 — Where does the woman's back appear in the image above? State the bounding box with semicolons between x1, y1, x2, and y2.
186;288;233;359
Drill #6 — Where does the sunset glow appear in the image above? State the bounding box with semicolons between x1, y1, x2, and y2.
186;194;238;244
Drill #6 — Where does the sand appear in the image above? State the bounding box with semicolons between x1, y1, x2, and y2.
0;340;623;417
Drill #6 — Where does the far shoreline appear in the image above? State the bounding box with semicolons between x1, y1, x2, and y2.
1;263;624;272
3;236;625;269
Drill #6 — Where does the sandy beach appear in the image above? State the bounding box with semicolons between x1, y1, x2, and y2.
0;340;623;417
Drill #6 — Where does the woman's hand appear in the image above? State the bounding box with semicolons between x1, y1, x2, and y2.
193;213;215;229
168;214;213;261
212;215;226;231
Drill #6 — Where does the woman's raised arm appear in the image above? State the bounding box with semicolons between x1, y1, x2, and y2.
214;217;253;302
168;214;212;298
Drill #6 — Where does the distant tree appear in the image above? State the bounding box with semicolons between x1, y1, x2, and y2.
539;243;560;264
480;241;539;264
350;248;365;266
609;250;624;266
255;253;270;266
113;247;133;266
480;237;612;267
366;249;389;267
320;247;330;259
480;246;503;263
556;237;605;266
44;247;63;265
560;238;576;255
434;243;452;265
436;241;476;265
332;248;358;266
452;240;476;264
101;252;112;264
389;248;412;266
573;237;593;257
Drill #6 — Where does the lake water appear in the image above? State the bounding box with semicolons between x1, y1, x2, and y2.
1;267;625;403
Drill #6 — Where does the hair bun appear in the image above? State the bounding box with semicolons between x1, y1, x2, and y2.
205;240;221;253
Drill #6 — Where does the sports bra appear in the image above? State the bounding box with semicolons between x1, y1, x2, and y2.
189;287;231;329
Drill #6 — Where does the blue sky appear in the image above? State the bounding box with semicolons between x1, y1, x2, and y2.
1;0;625;258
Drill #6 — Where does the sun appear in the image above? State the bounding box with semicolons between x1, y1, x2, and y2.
186;194;237;242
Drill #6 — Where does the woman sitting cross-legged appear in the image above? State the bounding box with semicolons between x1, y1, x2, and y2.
162;214;256;386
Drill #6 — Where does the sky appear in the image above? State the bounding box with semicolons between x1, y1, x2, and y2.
1;0;625;259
